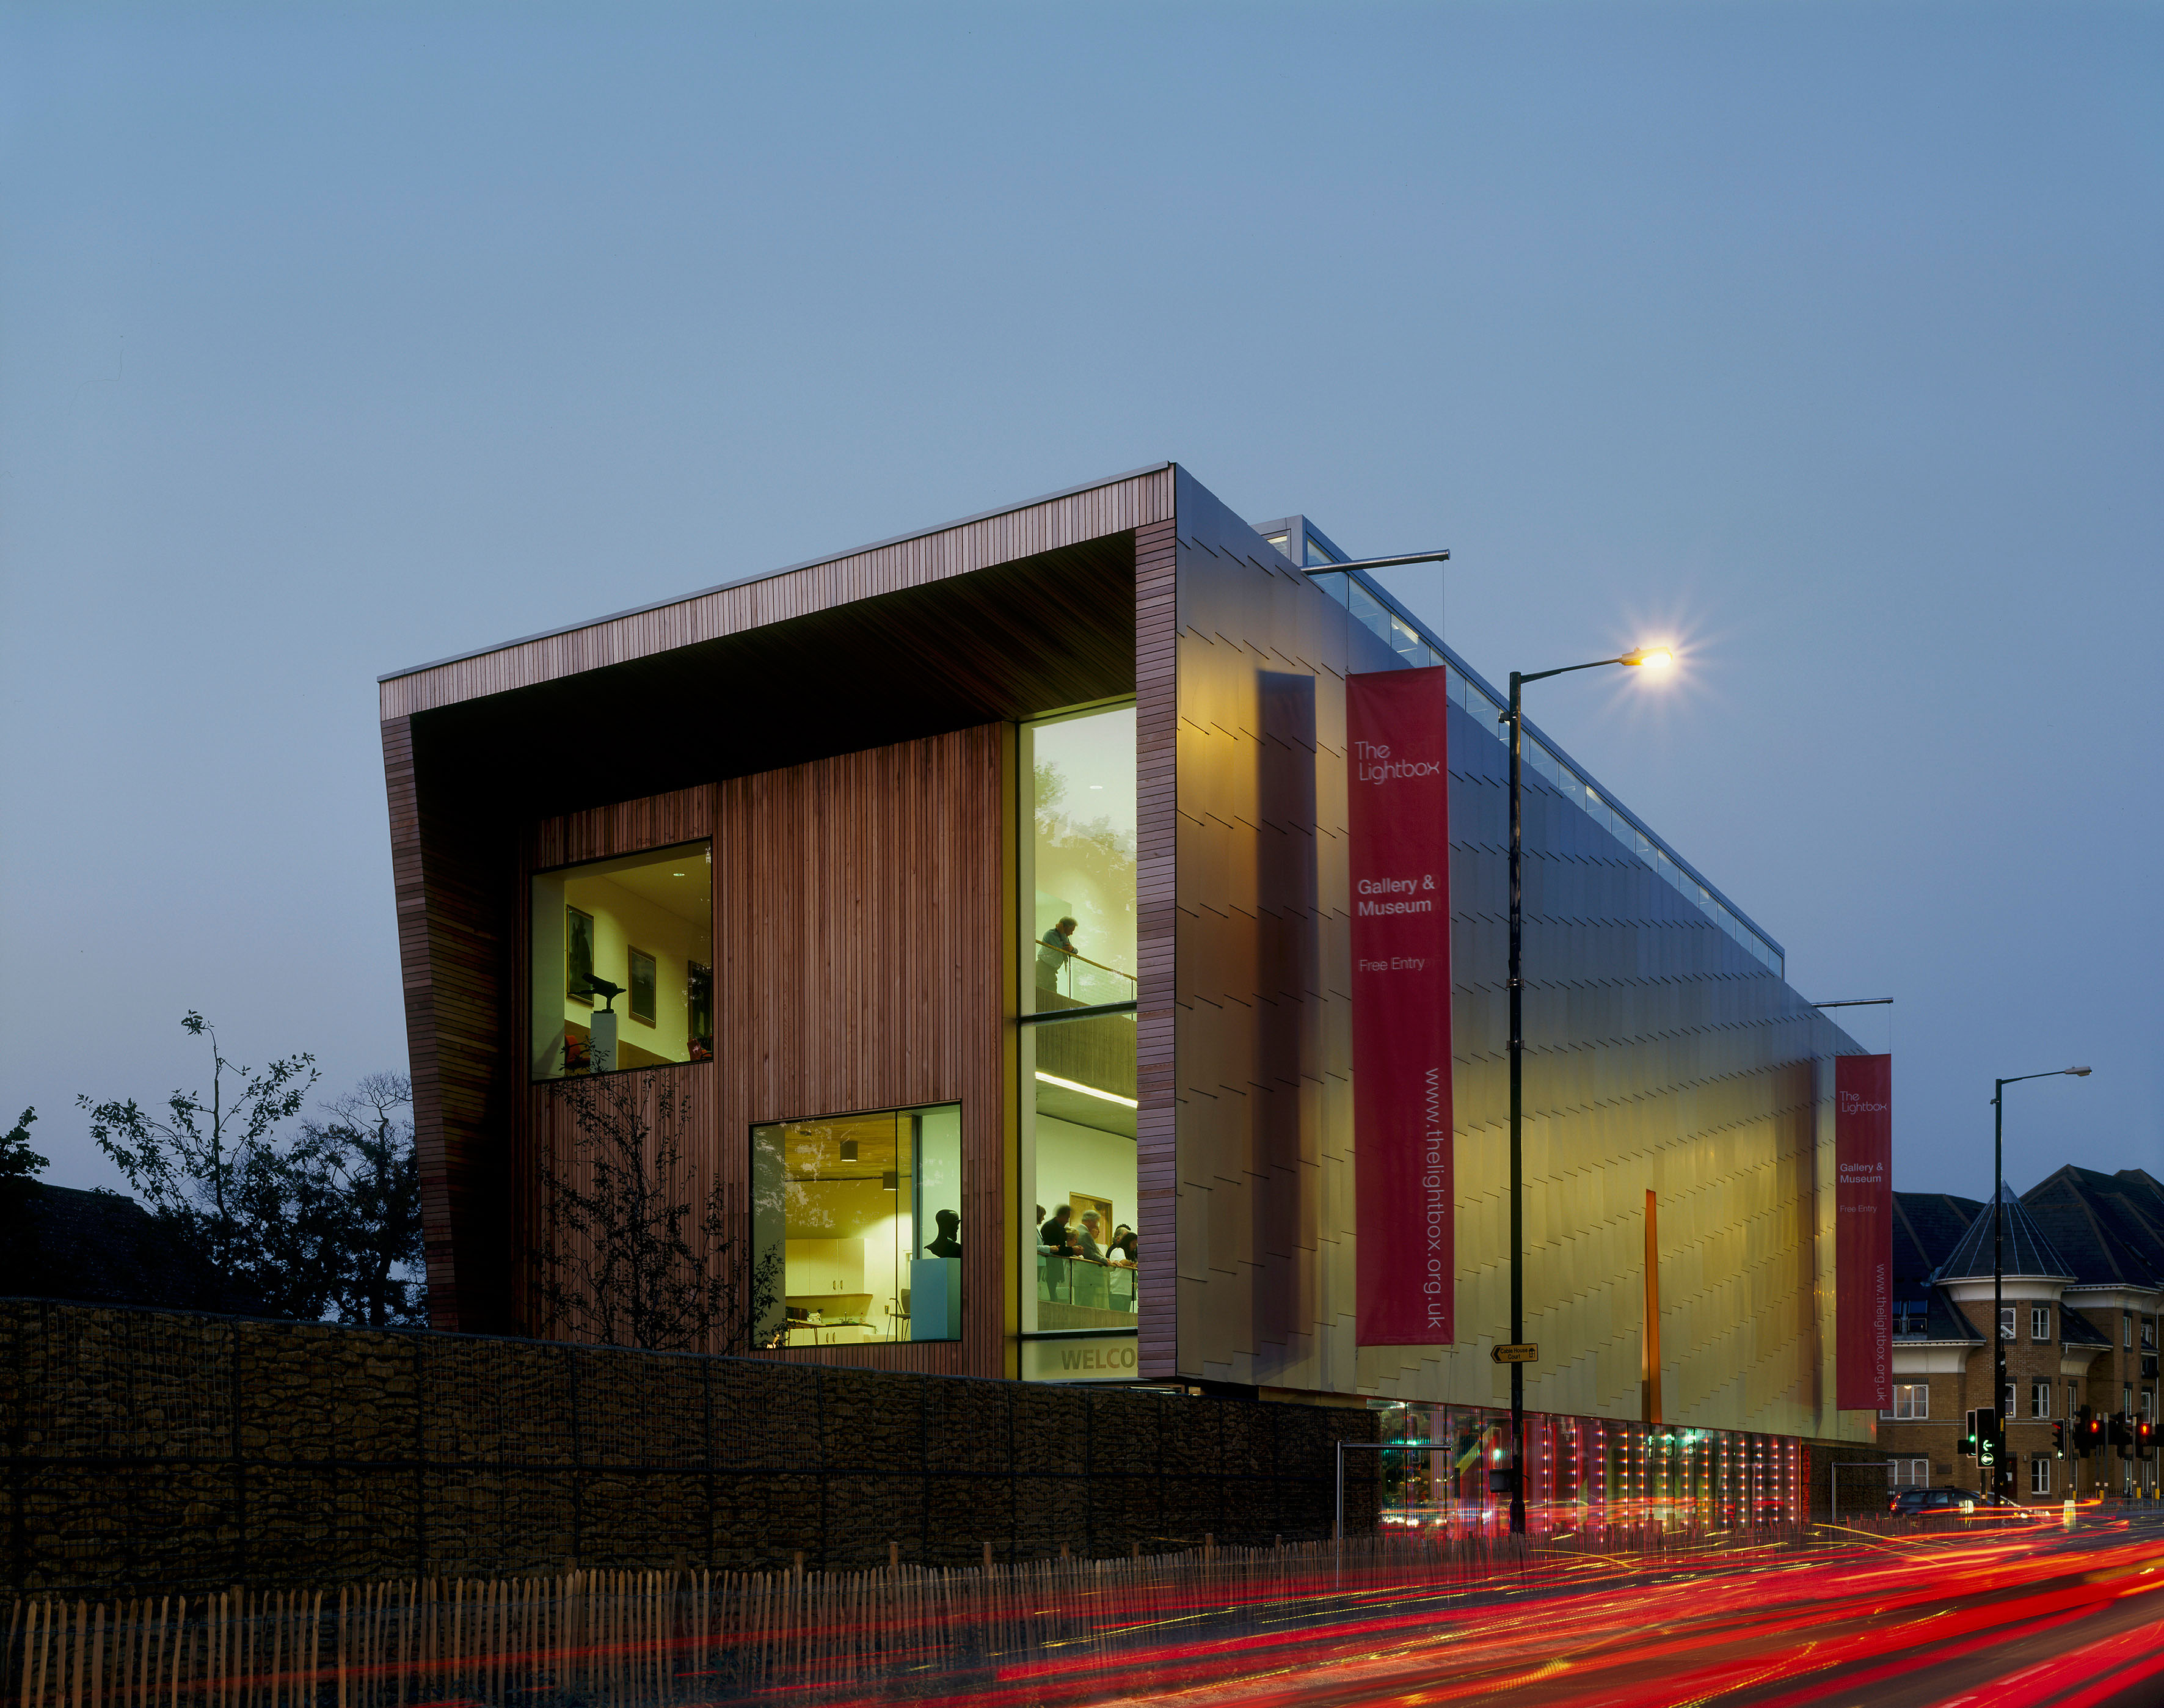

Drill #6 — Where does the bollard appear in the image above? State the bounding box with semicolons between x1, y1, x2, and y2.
2063;1497;2077;1529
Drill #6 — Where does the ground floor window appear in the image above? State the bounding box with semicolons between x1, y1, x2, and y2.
2030;1457;2051;1496
1021;1009;1139;1344
751;1103;962;1345
1367;1406;1804;1529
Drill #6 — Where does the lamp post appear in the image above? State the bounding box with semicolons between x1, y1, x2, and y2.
1990;1065;2091;1495
1502;644;1672;1533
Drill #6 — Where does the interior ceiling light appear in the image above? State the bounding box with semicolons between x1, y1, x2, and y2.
1033;1070;1138;1110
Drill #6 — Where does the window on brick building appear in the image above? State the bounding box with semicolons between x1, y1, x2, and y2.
2002;1306;2017;1340
2031;1381;2050;1418
2031;1306;2051;1341
1890;1383;1928;1420
2030;1458;2051;1496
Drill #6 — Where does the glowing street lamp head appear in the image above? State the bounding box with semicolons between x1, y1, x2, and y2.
1621;646;1674;669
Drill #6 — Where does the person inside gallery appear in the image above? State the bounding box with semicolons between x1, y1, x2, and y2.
1107;1228;1138;1266
1074;1209;1106;1260
1035;916;1079;993
1040;1204;1079;1257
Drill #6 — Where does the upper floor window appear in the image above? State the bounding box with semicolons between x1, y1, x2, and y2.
1890;1383;1928;1420
2031;1381;2051;1418
2032;1306;2052;1342
531;841;711;1079
2000;1307;2017;1341
1894;1301;1929;1336
2129;1314;2137;1348
1024;704;1137;1014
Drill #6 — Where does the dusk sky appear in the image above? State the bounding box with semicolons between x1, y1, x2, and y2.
3;2;2157;1201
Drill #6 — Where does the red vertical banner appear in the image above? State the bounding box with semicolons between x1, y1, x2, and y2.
1347;666;1454;1345
1835;1054;1893;1410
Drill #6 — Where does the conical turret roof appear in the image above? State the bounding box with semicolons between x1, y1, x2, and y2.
1935;1183;2075;1282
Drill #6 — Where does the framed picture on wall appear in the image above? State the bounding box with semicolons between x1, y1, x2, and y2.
1069;1192;1113;1250
566;907;596;1004
628;946;658;1027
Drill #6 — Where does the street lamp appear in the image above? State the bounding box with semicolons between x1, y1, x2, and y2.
1500;643;1672;1533
1991;1065;2091;1494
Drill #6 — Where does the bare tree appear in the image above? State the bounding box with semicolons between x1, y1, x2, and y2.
298;1073;426;1326
536;1070;778;1352
79;1012;321;1313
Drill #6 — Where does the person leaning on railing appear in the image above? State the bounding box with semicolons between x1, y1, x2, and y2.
1040;1203;1080;1257
1035;917;1079;991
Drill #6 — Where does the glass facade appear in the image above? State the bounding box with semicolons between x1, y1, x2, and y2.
1371;1403;1806;1531
751;1103;963;1345
1020;704;1140;1352
1024;704;1138;1012
530;840;712;1079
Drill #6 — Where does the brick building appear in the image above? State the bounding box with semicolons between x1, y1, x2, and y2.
1882;1172;2162;1504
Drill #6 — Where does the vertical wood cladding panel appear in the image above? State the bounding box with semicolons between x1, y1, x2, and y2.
384;713;517;1334
1134;519;1180;1379
522;733;1005;1378
716;727;1006;1379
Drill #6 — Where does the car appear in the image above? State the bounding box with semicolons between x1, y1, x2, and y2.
1888;1486;2025;1517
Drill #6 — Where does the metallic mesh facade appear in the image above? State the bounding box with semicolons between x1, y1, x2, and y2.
1168;473;1867;1442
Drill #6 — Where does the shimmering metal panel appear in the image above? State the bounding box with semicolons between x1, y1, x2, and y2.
1170;475;1868;1442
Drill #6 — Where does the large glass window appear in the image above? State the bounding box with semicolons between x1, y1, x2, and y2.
751;1104;961;1345
1024;704;1137;1013
1019;703;1138;1359
531;841;712;1079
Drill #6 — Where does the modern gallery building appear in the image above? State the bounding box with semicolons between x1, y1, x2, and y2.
379;462;1875;1519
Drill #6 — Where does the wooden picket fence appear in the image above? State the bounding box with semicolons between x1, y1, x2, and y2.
4;1518;1903;1708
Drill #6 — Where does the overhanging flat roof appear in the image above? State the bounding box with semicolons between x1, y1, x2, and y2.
378;462;1175;720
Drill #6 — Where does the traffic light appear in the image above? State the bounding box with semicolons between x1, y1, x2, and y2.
2077;1408;2106;1456
1960;1411;1979;1458
2110;1412;2135;1454
2135;1417;2157;1461
1976;1406;2002;1469
2052;1422;2067;1459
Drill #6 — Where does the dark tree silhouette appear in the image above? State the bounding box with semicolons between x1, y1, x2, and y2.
297;1073;426;1326
79;1012;321;1314
537;1070;778;1352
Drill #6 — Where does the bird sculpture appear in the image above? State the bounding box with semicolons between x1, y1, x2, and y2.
581;976;625;1011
